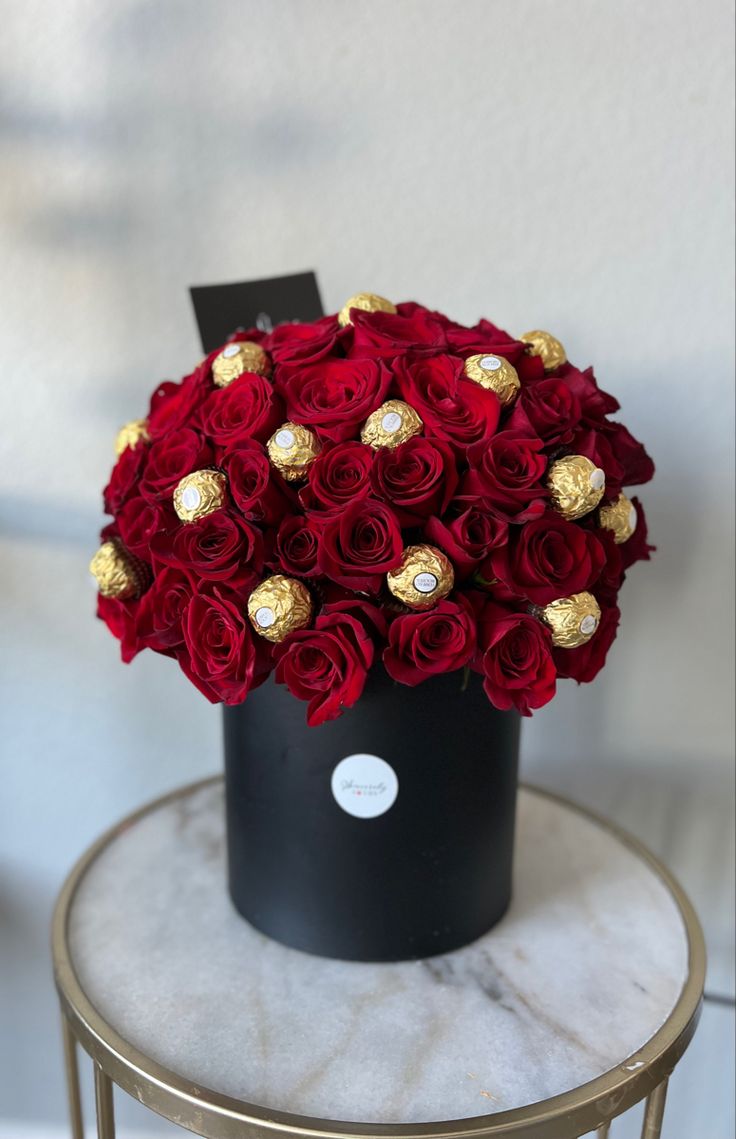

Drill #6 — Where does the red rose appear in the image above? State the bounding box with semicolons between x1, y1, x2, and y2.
116;495;173;559
198;374;282;449
462;431;547;522
267;316;340;365
425;504;508;579
554;603;620;683
478;605;557;715
444;319;545;383
395;355;500;453
153;512;262;584
370;437;458;524
179;585;268;705
508;377;582;445
274;602;382;725
346;304;448;359
603;422;655;485
223;440;293;523
299;441;374;513
317;498;403;593
148;368;211;439
275;358;391;442
557;365;620;423
383;597;476;686
134;566;193;651
139;428;212;503
491;512;607;604
620;496;654;570
96;594;140;663
268;514;321;577
103;443;146;514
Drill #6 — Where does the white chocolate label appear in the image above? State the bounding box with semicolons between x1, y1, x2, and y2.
331;754;399;819
381;411;403;433
222;344;241;358
628;504;638;531
413;572;438;594
590;468;606;491
255;606;276;628
275;429;296;450
181;486;201;510
580;614;598;635
480;355;502;371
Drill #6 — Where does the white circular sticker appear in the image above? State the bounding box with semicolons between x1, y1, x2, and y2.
222;343;241;357
275;429;296;450
331;754;399;819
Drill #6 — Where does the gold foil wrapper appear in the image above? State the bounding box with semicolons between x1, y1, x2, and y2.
173;470;227;522
114;418;150;456
247;575;313;642
539;591;601;648
360;400;423;450
267;422;321;481
386;544;454;610
463;354;520;406
599;492;637;544
89;539;148;600
547;454;606;520
338;292;397;327
521;329;567;372
212;341;271;387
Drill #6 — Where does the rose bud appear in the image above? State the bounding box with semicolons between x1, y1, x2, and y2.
599;492;638;544
536;591;601;648
547;454;606;520
337;292;397;327
521;329;567;372
267;422;321;481
89;539;149;600
247;574;313;642
463;354;520;406
361;400;423;450
386;544;454;610
115;418;150;456
173;470;227;523
212;341;271;387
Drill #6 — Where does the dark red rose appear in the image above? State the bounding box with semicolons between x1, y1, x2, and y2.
425;505;508;579
383;597;476;686
116;495;173;559
274;603;381;725
148;368;211;439
603;422;655;485
96;594;140;663
139;428;212;503
491;512;607;604
444;319;545;383
462;431;547;522
223;440;293;523
268;514;321;577
103;443;146;514
370;437;457;524
317;498;403;593
179;585;268;705
346;304;448;359
557;365;620;423
267;316;340;365
477;605;557;715
275;358;391;442
590;526;625;604
508;377;582;445
554;604;620;683
134;566;193;651
620;496;654;570
198;374;282;448
299;441;374;513
395;355;500;453
153;512;262;584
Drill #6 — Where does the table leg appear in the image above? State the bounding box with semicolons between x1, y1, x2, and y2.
596;1122;611;1137
94;1063;116;1139
61;1015;84;1139
641;1078;669;1139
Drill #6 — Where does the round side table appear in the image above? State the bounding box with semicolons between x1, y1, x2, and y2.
52;778;705;1139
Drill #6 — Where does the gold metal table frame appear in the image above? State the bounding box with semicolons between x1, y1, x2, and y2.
52;778;706;1139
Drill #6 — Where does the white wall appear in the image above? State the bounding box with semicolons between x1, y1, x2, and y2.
1;0;733;1134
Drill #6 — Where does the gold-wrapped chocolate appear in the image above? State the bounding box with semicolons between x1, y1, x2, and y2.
247;575;313;642
547;455;606;520
538;591;601;648
338;292;397;327
360;400;423;450
89;539;148;600
212;341;271;387
267;422;321;481
599;492;637;544
386;545;454;610
173;470;227;522
114;418;150;456
521;329;567;372
463;354;520;406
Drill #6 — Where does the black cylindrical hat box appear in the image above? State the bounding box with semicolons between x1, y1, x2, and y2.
223;669;520;961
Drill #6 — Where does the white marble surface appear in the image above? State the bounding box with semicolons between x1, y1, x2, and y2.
68;781;691;1125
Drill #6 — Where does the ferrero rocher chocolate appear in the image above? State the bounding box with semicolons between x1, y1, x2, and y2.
338;292;397;327
521;329;567;372
547;455;606;520
599;492;637;544
267;422;321;481
247;575;313;642
212;341;271;387
463;354;520;406
114;418;149;456
89;540;148;600
173;470;227;522
539;591;601;648
386;545;454;610
360;400;423;450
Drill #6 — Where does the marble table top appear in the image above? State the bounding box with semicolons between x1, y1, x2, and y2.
67;780;690;1126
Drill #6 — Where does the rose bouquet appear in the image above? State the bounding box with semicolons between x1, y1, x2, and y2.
91;293;653;725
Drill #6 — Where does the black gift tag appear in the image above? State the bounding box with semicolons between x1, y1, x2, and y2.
190;271;324;355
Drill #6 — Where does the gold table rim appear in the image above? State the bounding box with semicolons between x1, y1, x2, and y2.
52;776;706;1139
